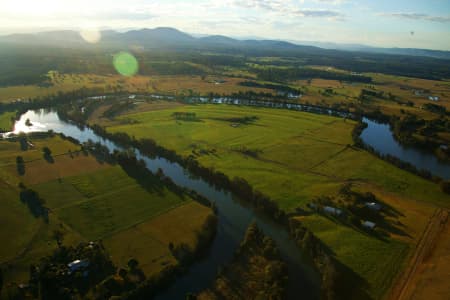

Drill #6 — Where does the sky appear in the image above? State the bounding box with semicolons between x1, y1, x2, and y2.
1;0;449;50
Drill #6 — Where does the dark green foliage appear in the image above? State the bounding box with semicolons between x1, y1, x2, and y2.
253;67;373;83
18;134;29;151
351;121;368;147
42;146;54;163
16;155;25;175
127;259;139;270
199;223;287;300
288;219;371;300
422;103;447;114
239;81;300;94
172;112;198;121
19;185;48;221
52;229;64;248
441;181;450;194
36;242;116;300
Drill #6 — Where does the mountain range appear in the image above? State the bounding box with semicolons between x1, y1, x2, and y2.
1;27;449;60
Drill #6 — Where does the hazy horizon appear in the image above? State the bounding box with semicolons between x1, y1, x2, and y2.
1;0;450;51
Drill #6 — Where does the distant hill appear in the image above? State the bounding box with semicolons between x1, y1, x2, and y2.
292;40;450;60
1;27;449;60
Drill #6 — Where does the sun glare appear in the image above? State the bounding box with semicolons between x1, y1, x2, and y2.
80;29;102;43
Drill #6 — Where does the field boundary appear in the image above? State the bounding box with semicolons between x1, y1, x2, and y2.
387;208;449;300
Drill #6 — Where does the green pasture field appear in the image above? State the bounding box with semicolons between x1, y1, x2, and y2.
103;201;213;275
300;214;409;300
0;72;272;103
0;111;15;131
0;135;211;297
98;103;448;299
106;104;448;208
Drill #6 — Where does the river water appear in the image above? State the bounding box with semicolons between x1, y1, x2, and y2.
6;109;320;299
6;106;449;299
360;118;450;179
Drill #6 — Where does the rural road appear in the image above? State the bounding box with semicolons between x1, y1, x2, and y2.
388;208;449;300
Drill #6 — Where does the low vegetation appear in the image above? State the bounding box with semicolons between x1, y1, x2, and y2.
196;223;288;300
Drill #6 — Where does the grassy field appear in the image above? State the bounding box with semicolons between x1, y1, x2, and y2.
0;111;15;131
408;212;450;300
103;201;213;275
0;72;271;103
0;134;212;296
96;103;448;299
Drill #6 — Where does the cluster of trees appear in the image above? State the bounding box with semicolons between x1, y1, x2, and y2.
288;219;341;299
239;81;301;94
140;61;206;76
26;242;116;299
230;145;262;158
16;156;25;175
253;67;373;83
42;146;53;163
351;121;368;147
289;217;373;299
219;115;259;125
172;112;197;121
196;223;287;300
441;181;450;194
18;183;48;221
422;103;447;115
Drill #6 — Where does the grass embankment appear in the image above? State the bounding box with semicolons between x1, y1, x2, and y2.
0;134;213;297
98;104;448;299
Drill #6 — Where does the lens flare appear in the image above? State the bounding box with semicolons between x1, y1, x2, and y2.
113;52;139;77
80;29;101;44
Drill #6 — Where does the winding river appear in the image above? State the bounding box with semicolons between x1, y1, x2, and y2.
5;105;449;298
6;109;320;299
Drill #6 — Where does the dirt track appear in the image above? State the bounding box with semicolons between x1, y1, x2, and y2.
388;208;449;300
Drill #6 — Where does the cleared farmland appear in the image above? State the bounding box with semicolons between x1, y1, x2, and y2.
98;103;448;298
0;134;213;293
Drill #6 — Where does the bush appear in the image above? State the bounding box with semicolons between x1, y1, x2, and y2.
441;181;450;194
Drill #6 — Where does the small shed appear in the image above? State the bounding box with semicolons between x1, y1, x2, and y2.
362;221;376;230
428;96;439;101
323;206;343;216
365;202;382;211
68;259;90;273
308;203;318;210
